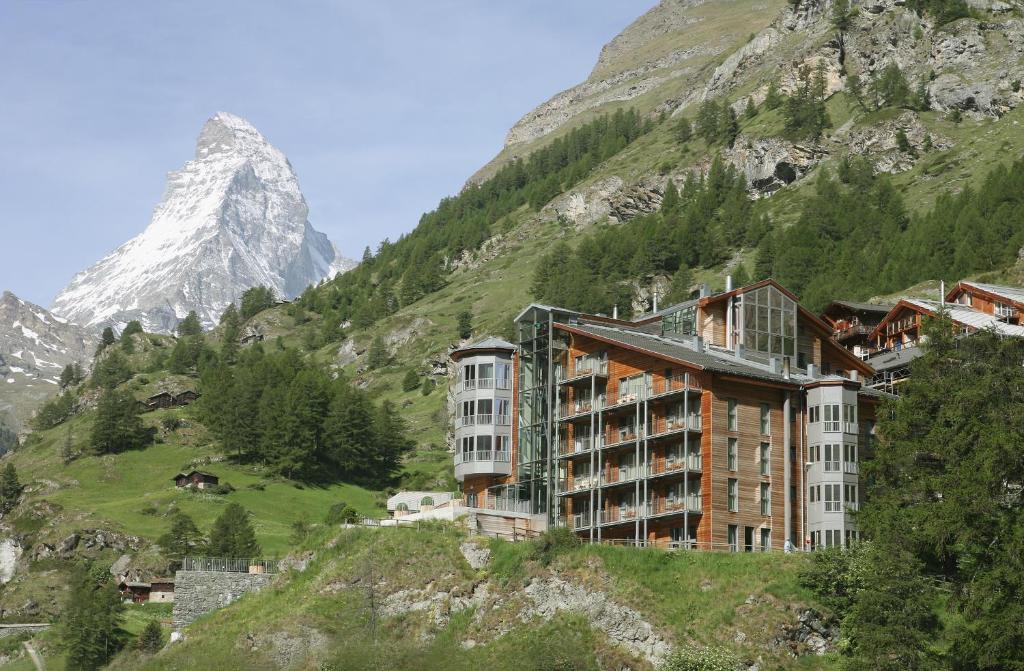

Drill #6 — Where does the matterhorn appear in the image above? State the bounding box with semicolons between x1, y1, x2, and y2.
52;112;353;333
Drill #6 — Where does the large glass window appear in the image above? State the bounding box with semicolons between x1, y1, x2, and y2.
663;305;697;336
728;478;738;511
727;399;738;431
741;286;797;359
728;438;738;471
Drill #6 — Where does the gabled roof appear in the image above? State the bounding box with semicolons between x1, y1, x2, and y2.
171;470;218;481
946;280;1024;308
822;299;895;316
558;322;809;387
453;336;517;353
869;298;1024;341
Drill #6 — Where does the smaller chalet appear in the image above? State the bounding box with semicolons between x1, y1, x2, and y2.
118;577;175;604
820;300;894;359
173;470;219;490
143;390;200;412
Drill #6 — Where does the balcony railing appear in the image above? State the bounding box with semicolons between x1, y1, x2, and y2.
822;421;841;433
460;377;512;392
557;476;597;493
454;450;511;465
558;398;598;418
598;506;640;525
458;413;510;427
647;497;701;516
844;461;859;474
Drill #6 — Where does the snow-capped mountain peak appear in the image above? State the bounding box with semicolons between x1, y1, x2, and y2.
51;112;355;333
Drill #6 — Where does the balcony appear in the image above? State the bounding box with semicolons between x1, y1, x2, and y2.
556;438;596;459
647;373;703;400
555;513;593;530
646;497;702;518
557;360;609;385
454;450;512;482
460;377;513;393
556;476;597;495
557;398;599;421
647;457;701;478
600;465;640;488
598;506;640;526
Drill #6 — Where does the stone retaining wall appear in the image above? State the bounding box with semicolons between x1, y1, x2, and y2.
0;624;50;639
172;570;274;629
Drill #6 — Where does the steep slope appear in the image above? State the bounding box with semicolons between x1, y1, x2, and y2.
0;291;94;431
51;112;354;334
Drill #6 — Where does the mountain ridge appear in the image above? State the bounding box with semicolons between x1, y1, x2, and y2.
51;112;355;334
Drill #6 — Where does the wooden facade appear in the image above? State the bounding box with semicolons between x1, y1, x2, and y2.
173;470;219;489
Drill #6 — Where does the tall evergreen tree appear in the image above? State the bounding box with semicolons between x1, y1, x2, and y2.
456;310;473;340
219;303;241;364
207;503;261;558
157;512;204;562
0;463;21;513
177;311;203;337
366;336;389;369
89;389;152;455
59;563;124;671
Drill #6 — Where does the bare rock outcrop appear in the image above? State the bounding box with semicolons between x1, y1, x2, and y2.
721;137;825;196
521;576;672;665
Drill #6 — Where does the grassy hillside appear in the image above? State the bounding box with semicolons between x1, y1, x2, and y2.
91;526;835;671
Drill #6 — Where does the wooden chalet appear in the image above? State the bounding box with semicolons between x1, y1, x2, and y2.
143;390;199;411
173;470;219;490
820;300;894;359
174;390;199;405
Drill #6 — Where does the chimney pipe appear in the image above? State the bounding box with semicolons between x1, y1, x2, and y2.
652;286;658;314
783;357;791;380
613;304;618;320
726;274;733;293
940;280;945;306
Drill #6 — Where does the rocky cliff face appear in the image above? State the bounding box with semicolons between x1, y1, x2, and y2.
472;0;1024;213
51;112;355;333
0;291;94;431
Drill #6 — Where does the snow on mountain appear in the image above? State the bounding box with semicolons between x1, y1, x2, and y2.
0;291;95;431
52;112;356;333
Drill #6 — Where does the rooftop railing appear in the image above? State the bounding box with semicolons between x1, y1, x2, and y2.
182;556;278;574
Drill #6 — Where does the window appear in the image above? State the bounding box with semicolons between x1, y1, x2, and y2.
663;306;697;336
496;435;510;455
728;524;739;552
461;364;477;389
824;484;840;512
995;301;1015;318
728;479;738;512
728;437;738;471
477;399;493;423
760;528;771;552
844;484;858;510
808;405;819;424
823;404;840;432
760;482;771;516
619;374;646;402
476;435;493;454
619;416;637;442
844;443;857;472
421;496;434;507
809;486;816;503
496;399;511;424
727;399;738;431
809;444;820;463
824;444;840;472
797;351;807;369
760;442;770;476
496;362;513;389
741;285;797;358
843;404;857;433
760;403;770;435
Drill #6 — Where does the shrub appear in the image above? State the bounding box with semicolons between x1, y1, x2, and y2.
324;502;360;525
658;645;740;671
160;416;183;432
136;620;163;653
529;527;581;566
207;483;235;495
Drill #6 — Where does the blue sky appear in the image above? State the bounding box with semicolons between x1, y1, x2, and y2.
0;0;652;307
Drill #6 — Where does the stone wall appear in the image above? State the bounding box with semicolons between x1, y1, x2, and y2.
172;570;274;629
0;624;50;639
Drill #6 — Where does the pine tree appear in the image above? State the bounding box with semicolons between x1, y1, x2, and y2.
157;512;204;562
456;310;473;340
401;369;420;393
121;320;143;341
177;311;203;337
136;620;163;653
89;389;153;455
0;463;21;513
674;117;693;144
207;503;261;558
744;97;758;120
664;266;694;305
420;377;433;396
366;336;389;369
219;304;241;364
91;350;132;389
59;563;124;671
240;286;276;319
764;79;783;110
100;327;116;349
754;235;776;281
61;426;74;464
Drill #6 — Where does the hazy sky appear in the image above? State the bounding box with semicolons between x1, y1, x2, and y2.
0;0;653;307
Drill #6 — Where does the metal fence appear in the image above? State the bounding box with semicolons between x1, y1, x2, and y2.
182;556;279;574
